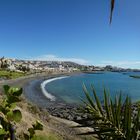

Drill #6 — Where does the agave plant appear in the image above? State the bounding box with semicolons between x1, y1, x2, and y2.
80;84;140;140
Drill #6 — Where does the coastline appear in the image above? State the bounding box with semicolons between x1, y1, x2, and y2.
22;73;90;123
0;71;96;140
0;71;88;122
40;76;69;101
23;72;80;107
0;71;82;110
0;71;71;106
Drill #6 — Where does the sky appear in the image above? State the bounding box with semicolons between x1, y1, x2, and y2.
0;0;140;68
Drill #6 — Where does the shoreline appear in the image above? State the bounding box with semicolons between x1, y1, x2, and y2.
0;71;87;121
5;71;87;121
23;73;80;109
22;73;89;122
0;71;82;109
40;76;70;101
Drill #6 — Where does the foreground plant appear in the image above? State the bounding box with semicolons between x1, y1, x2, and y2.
0;85;22;140
0;85;43;140
80;84;140;140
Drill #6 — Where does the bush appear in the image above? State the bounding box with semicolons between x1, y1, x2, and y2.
24;120;43;140
0;85;43;140
0;85;22;140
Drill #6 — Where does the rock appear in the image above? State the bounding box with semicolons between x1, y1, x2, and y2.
67;115;73;121
82;114;88;119
75;116;82;121
62;112;69;119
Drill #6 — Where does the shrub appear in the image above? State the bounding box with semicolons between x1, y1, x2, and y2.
24;120;43;140
0;85;43;140
0;85;22;140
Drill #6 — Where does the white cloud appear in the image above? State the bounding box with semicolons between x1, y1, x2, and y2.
100;60;140;68
31;54;89;65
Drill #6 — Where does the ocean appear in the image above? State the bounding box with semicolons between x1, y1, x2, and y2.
44;72;140;104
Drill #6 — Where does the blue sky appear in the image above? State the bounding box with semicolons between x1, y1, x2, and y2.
0;0;140;68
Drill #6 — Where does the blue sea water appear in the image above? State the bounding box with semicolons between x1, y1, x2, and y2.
45;72;140;104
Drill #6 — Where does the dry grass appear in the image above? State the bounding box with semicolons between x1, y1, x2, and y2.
15;97;97;140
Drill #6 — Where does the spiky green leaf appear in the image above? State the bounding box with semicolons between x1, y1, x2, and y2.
104;89;111;121
83;84;96;110
110;0;115;24
91;85;104;116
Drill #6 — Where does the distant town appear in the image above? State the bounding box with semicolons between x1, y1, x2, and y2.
0;56;140;74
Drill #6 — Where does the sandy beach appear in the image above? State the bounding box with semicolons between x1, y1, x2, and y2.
0;72;67;107
0;71;67;93
0;71;80;108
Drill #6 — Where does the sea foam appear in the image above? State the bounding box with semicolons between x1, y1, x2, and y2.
40;76;69;101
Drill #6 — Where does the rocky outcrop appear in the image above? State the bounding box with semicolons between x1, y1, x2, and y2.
46;104;90;124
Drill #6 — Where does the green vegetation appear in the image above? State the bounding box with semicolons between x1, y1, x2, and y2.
0;70;26;79
0;85;23;139
24;120;43;140
80;84;140;140
129;75;140;79
0;85;43;140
